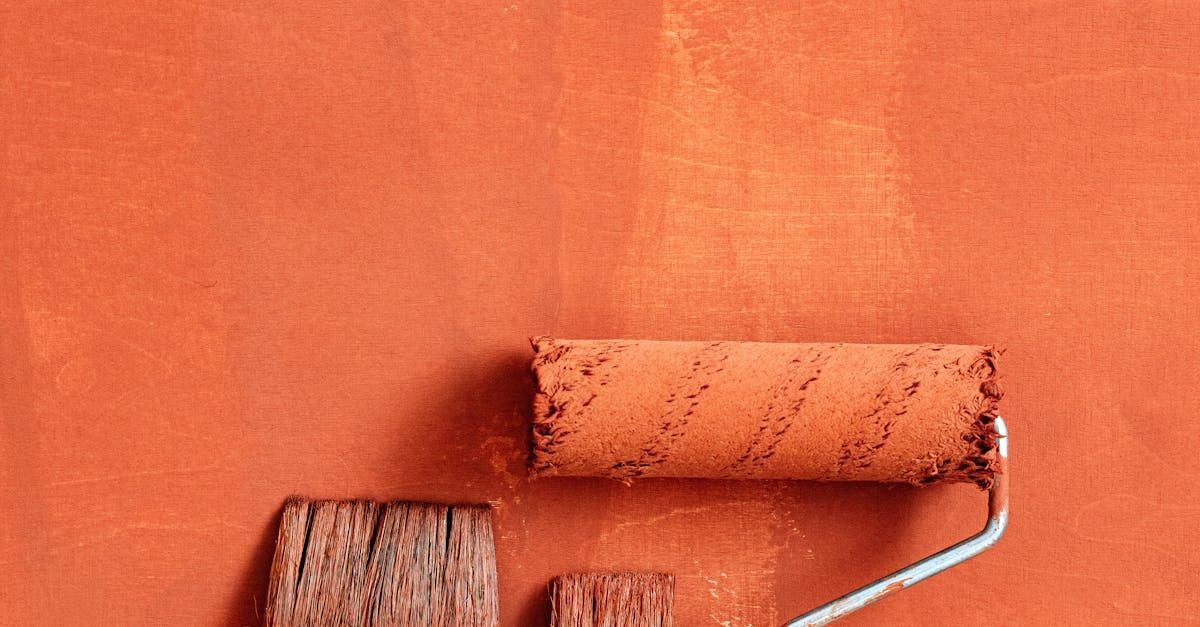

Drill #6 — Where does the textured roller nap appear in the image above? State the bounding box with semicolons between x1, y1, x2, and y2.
530;338;1003;487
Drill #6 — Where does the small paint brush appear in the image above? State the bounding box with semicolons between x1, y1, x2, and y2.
264;498;499;627
550;572;674;627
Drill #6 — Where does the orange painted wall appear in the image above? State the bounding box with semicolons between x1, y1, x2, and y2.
3;2;1198;625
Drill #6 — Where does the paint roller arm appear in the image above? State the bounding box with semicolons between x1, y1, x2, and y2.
786;416;1010;627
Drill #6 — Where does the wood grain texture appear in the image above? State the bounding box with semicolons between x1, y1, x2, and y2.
2;1;1198;625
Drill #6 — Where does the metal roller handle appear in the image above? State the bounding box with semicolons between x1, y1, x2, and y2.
786;416;1010;626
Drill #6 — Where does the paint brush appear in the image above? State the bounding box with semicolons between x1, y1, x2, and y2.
264;498;499;627
549;572;674;627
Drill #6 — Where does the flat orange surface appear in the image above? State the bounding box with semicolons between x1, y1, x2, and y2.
3;2;1198;625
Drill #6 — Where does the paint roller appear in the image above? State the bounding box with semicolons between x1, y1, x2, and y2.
531;337;1009;625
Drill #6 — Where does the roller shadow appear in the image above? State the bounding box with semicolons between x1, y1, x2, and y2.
411;344;535;503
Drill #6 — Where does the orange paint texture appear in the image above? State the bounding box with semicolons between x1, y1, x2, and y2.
2;2;1198;625
530;338;1001;485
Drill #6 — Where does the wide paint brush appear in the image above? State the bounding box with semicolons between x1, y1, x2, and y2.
264;498;499;627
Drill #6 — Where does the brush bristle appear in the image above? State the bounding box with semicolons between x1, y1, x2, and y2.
264;499;499;627
550;572;674;627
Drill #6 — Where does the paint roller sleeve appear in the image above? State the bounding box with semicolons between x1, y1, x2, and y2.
529;338;1002;487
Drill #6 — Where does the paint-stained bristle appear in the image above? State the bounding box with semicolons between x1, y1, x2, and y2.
364;502;449;625
291;500;379;625
265;498;310;627
550;572;674;627
438;506;499;625
264;498;499;627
